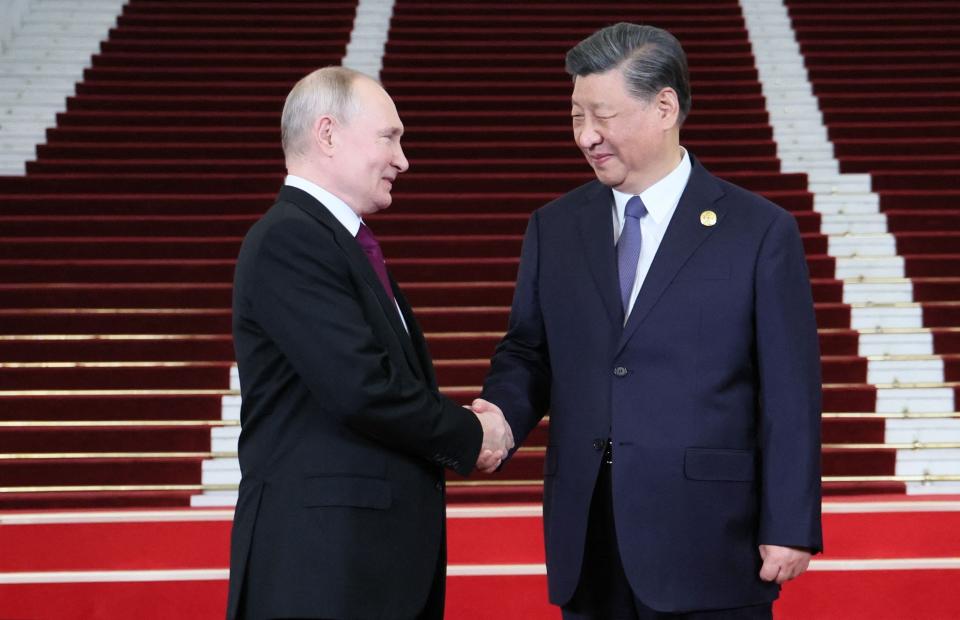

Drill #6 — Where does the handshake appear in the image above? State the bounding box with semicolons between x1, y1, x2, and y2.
469;398;514;474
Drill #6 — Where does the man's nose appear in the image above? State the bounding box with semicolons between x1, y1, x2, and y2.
576;120;602;150
394;144;409;173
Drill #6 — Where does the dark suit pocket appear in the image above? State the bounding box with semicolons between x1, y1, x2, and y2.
684;448;755;482
544;446;558;477
302;475;392;509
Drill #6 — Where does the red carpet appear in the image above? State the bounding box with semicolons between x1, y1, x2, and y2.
2;502;959;618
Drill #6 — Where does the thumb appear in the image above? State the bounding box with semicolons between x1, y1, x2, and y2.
758;558;780;583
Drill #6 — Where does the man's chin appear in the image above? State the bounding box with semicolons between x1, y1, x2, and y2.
592;170;624;187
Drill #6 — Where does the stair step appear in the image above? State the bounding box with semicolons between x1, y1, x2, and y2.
0;214;534;237
0;391;228;422
0;426;213;453
0;253;834;283
0;309;232;334
0;278;847;309
25;156;787;176
0;501;956;569
0;362;232;390
0;457;203;486
0;335;236;362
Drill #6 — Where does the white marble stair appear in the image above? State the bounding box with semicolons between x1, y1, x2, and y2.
740;0;959;492
192;390;240;507
0;0;126;175
341;0;395;80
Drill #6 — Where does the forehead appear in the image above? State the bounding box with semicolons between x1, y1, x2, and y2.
353;79;402;126
571;69;632;109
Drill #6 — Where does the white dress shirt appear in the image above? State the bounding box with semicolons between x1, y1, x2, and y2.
284;175;408;331
611;148;692;323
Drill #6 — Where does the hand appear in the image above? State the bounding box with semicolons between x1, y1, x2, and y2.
758;544;811;584
461;403;508;473
470;398;514;473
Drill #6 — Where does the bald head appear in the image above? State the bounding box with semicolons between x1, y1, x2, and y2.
282;67;409;216
281;66;365;160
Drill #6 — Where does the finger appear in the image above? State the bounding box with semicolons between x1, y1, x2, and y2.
478;450;503;466
787;561;809;581
478;453;503;473
475;450;497;468
758;560;781;583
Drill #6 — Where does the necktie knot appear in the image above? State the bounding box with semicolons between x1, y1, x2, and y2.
625;195;647;220
356;223;381;255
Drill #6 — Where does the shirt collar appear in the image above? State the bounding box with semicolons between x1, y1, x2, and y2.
612;147;692;225
284;174;363;236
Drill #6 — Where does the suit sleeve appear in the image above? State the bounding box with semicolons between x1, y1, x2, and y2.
755;209;824;553
482;210;552;449
246;216;482;476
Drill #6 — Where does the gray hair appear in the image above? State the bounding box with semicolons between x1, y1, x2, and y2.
280;66;364;158
565;22;691;125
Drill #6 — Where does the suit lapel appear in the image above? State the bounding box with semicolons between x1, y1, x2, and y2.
279;186;425;379
394;283;433;386
577;182;624;328
616;160;726;355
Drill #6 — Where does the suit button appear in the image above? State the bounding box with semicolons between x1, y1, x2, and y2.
435;480;443;491
593;439;605;451
613;366;628;377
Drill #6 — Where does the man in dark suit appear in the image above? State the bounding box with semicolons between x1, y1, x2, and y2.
227;67;513;620
473;23;823;619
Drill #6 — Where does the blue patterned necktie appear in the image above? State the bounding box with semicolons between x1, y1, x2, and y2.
617;195;647;314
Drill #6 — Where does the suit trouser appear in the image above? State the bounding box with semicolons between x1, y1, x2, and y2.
561;463;773;620
416;540;446;620
240;542;445;620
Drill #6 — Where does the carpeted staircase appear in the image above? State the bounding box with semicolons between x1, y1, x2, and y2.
2;0;960;617
0;0;356;509
1;0;957;510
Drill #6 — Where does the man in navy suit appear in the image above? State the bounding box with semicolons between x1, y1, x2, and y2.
474;23;823;618
227;67;513;620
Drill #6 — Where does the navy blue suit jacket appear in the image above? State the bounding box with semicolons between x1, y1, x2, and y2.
482;156;823;612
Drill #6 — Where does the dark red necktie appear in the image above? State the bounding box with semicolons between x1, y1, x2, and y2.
356;223;395;301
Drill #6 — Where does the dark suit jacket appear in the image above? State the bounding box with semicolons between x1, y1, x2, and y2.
226;185;482;620
482;155;823;613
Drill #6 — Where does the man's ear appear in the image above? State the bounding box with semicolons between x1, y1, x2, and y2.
655;87;680;128
314;115;336;156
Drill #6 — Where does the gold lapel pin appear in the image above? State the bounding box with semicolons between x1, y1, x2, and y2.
700;210;717;227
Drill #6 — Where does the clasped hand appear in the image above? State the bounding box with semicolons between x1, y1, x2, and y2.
467;398;514;473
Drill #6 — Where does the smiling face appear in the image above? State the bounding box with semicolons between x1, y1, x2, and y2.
571;67;681;194
325;78;409;216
